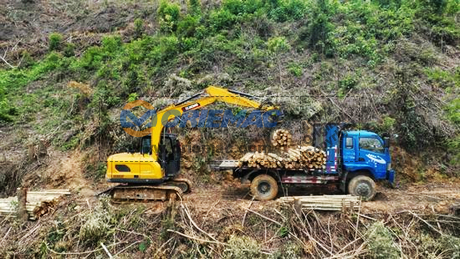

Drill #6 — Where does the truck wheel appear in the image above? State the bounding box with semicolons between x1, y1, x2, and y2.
250;174;278;201
348;175;376;201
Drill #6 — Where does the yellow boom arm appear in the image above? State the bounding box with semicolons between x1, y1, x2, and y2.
151;86;275;160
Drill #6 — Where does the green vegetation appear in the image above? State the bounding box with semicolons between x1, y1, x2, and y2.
365;221;401;259
49;33;63;51
0;2;459;258
0;0;458;168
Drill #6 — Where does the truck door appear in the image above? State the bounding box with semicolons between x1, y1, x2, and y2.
342;136;356;163
356;137;387;179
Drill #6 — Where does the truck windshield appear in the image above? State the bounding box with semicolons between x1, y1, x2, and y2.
359;137;384;153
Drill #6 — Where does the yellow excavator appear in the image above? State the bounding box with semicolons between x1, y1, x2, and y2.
100;86;276;201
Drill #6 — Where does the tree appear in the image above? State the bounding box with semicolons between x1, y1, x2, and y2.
267;36;291;87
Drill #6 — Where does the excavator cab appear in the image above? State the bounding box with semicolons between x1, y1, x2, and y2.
141;134;181;178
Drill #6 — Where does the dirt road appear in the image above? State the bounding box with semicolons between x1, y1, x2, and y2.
181;181;460;217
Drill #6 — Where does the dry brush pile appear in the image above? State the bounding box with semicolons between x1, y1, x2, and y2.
1;196;459;258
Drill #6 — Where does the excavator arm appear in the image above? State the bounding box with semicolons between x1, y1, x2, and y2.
151;86;276;160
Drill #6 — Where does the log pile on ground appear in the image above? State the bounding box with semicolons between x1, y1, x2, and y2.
238;129;326;170
0;189;70;220
278;195;361;211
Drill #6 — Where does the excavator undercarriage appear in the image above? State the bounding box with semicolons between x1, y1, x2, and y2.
98;178;192;202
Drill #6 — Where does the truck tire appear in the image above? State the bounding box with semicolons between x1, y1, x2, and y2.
250;174;278;201
348;175;376;201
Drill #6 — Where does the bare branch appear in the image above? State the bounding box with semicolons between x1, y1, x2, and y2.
0;51;15;69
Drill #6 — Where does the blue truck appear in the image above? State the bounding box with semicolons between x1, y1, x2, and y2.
220;124;395;201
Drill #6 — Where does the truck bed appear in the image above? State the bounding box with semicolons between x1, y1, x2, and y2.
212;160;328;173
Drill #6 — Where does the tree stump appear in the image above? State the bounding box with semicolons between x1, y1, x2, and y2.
17;187;28;222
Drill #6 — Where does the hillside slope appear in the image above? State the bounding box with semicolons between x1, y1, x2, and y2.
1;0;459;187
0;0;459;257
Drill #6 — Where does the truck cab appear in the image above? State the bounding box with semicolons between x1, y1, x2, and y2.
339;130;395;199
342;130;394;182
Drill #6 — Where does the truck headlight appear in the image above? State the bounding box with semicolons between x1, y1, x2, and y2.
387;162;391;171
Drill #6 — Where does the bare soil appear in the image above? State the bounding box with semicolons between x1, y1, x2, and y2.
181;180;460;217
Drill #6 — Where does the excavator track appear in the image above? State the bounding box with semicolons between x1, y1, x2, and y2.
98;185;182;203
166;178;193;194
97;178;192;203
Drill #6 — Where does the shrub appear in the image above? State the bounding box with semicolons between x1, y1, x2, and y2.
49;32;63;51
63;43;75;57
177;14;200;37
188;0;201;15
365;221;401;259
158;1;181;32
44;52;62;71
288;63;302;77
339;74;357;91
426;0;448;14
306;0;335;55
134;18;144;38
128;92;138;102
447;136;460;167
446;97;460;125
268;0;308;22
79;197;114;244
267;36;290;53
223;0;246;15
223;235;263;259
19;50;34;68
80;46;104;70
381;116;396;132
102;36;122;53
159;36;180;61
223;0;262;15
209;9;236;31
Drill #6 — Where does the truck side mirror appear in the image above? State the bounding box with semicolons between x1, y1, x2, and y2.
383;137;390;148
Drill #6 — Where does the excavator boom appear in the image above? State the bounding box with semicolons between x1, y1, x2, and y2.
150;86;276;160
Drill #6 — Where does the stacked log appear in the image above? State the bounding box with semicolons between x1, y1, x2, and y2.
238;146;326;170
238;129;327;170
271;129;292;147
0;189;70;220
278;195;361;211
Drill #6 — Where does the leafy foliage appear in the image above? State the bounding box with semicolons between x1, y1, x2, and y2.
134;18;144;39
158;1;181;32
365;221;401;259
49;32;63;51
223;235;263;259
